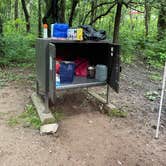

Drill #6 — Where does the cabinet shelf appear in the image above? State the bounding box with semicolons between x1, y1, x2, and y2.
56;76;106;90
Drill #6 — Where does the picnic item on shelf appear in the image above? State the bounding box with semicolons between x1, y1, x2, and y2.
74;58;89;77
95;65;108;82
60;61;75;83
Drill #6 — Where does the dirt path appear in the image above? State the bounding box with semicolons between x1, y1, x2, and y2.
0;64;166;166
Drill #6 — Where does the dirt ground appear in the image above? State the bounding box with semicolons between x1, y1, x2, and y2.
0;62;166;166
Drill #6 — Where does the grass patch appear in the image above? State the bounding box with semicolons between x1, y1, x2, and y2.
19;104;41;129
108;109;128;118
7;104;41;129
0;71;24;88
8;117;19;127
52;111;65;122
149;72;162;81
145;91;159;101
0;112;8;116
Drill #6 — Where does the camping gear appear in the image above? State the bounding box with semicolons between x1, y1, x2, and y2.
53;23;69;38
87;66;95;78
95;65;108;82
67;28;83;40
36;39;120;110
43;24;48;38
80;25;106;41
155;61;166;138
56;74;60;87
75;58;88;77
60;61;75;83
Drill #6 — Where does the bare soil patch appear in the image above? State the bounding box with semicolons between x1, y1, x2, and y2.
0;63;166;166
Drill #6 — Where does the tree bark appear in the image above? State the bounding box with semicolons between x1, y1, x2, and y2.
157;2;166;40
14;0;19;29
0;16;4;57
59;0;66;23
113;2;122;44
0;17;3;35
144;0;151;37
69;0;79;27
90;0;95;25
21;0;30;32
43;0;59;24
38;0;42;37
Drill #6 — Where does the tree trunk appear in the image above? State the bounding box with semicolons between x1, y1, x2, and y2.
38;0;42;37
14;0;19;29
90;0;95;25
0;16;4;57
0;17;3;35
157;2;166;40
113;2;122;44
21;0;30;33
144;0;151;37
59;0;66;23
69;0;79;27
43;0;59;24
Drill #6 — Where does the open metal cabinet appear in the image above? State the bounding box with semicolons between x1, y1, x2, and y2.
36;38;120;112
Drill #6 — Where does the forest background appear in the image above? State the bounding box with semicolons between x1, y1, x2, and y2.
0;0;166;68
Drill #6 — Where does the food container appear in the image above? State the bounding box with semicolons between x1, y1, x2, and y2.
95;65;108;82
87;66;95;79
67;28;83;40
60;61;75;83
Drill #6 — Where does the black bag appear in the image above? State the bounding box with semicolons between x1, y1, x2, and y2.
80;25;106;41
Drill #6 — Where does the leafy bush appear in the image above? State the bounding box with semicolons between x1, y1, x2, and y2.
136;37;166;67
0;33;35;67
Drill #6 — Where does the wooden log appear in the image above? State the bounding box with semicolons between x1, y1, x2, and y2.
31;92;56;124
88;90;116;113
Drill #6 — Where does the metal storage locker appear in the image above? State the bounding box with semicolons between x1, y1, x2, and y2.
36;38;120;111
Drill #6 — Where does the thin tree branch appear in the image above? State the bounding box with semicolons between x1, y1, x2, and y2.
82;1;115;25
89;3;116;25
127;4;144;13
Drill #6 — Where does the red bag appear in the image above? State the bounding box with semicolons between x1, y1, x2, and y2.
55;56;63;74
75;58;88;77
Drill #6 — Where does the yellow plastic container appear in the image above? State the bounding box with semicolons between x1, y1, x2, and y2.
67;28;83;41
76;28;83;41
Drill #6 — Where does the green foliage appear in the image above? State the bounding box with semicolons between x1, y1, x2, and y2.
8;117;19;127
144;39;166;66
149;72;162;81
19;104;41;129
0;32;35;67
108;109;128;118
145;91;159;101
53;111;65;122
7;104;41;129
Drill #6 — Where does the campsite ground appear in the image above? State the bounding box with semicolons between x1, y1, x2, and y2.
0;61;166;166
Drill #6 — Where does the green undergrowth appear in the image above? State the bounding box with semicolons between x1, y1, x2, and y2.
52;111;65;122
144;91;160;101
8;104;65;129
0;70;35;88
108;109;128;118
8;104;41;129
149;72;162;82
0;33;35;67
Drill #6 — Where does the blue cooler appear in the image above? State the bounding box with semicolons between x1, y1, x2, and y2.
60;62;75;83
53;23;69;38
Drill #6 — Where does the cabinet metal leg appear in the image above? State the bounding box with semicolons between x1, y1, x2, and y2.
44;93;49;113
36;81;39;95
106;85;110;104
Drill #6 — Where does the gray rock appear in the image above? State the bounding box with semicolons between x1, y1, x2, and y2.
40;123;59;135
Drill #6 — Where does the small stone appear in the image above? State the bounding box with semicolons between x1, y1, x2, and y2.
40;123;59;135
117;160;122;165
22;122;31;128
88;120;93;124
